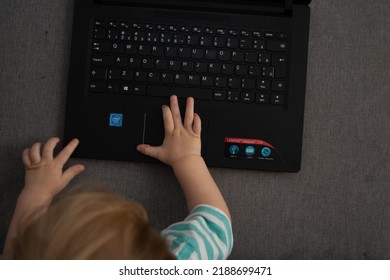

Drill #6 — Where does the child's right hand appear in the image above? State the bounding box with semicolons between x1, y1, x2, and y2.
137;95;202;168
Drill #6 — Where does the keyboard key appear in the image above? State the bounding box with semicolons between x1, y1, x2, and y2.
248;66;261;76
155;59;168;70
94;20;105;27
271;94;284;105
182;61;194;72
264;31;274;38
94;28;106;40
151;45;164;56
259;52;271;64
241;92;254;103
216;28;227;35
213;37;225;48
257;79;270;91
253;39;265;51
121;70;132;81
227;91;240;102
272;80;286;91
178;47;190;58
245;52;257;63
201;75;213;87
90;68;106;80
252;31;262;38
93;41;110;53
125;44;136;54
235;64;247;76
213;90;226;101
138;45;151;56
215;77;227;87
195;62;207;73
168;60;180;71
200;36;212;47
134;71;147;82
128;57;141;68
186;35;199;46
276;32;288;39
174;74;187;85
92;55;114;66
240;30;250;37
89;82;106;92
161;73;174;84
121;84;131;94
192;26;202;33
228;78;241;89
107;83;120;93
262;66;274;78
232;51;244;62
115;56;127;67
204;27;215;34
218;50;231;61
133;31;145;42
222;64;234;75
165;46;178;57
147;86;212;100
208;63;220;74
241;78;255;90
188;75;201;86
266;41;287;52
141;58;154;69
148;72;159;83
107;69;120;80
272;54;287;78
239;39;252;49
119;30;131;41
256;92;269;104
133;85;146;95
173;34;185;44
191;49;204;59
107;30;118;40
205;49;217;60
226;38;239;49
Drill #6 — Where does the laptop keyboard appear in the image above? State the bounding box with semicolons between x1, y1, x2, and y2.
90;20;288;105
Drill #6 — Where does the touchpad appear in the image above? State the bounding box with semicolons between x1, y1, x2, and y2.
142;111;209;156
143;111;164;146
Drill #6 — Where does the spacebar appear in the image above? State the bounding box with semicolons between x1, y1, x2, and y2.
147;86;212;100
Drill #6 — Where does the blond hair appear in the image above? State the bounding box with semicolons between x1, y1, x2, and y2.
12;189;174;260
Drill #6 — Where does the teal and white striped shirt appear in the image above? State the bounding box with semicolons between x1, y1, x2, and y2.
161;204;233;260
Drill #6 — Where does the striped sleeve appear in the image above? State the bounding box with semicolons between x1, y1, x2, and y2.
161;204;233;260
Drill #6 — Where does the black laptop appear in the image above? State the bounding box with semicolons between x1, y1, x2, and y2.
64;0;311;172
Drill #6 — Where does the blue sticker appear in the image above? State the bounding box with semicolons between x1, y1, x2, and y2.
245;146;255;156
261;147;272;157
109;113;123;127
229;145;239;155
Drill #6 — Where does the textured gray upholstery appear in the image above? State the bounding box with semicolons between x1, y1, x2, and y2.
0;0;389;259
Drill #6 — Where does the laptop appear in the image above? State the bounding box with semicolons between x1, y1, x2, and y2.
64;0;311;172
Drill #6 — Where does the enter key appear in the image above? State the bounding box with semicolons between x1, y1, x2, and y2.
272;54;287;78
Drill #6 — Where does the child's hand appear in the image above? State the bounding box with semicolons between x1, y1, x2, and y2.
21;137;85;200
137;95;202;167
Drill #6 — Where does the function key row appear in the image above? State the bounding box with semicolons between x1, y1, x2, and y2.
94;20;287;39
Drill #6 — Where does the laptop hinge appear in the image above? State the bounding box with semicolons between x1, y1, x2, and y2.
95;0;287;16
284;0;293;15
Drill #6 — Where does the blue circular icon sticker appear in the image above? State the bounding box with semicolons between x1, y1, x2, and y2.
245;146;255;156
261;147;272;157
229;145;239;155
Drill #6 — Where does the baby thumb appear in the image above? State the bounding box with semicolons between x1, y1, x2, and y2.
137;144;161;159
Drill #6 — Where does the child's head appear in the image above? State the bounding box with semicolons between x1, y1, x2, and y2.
12;188;175;260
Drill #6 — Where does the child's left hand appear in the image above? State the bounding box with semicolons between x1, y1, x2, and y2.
21;137;85;201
